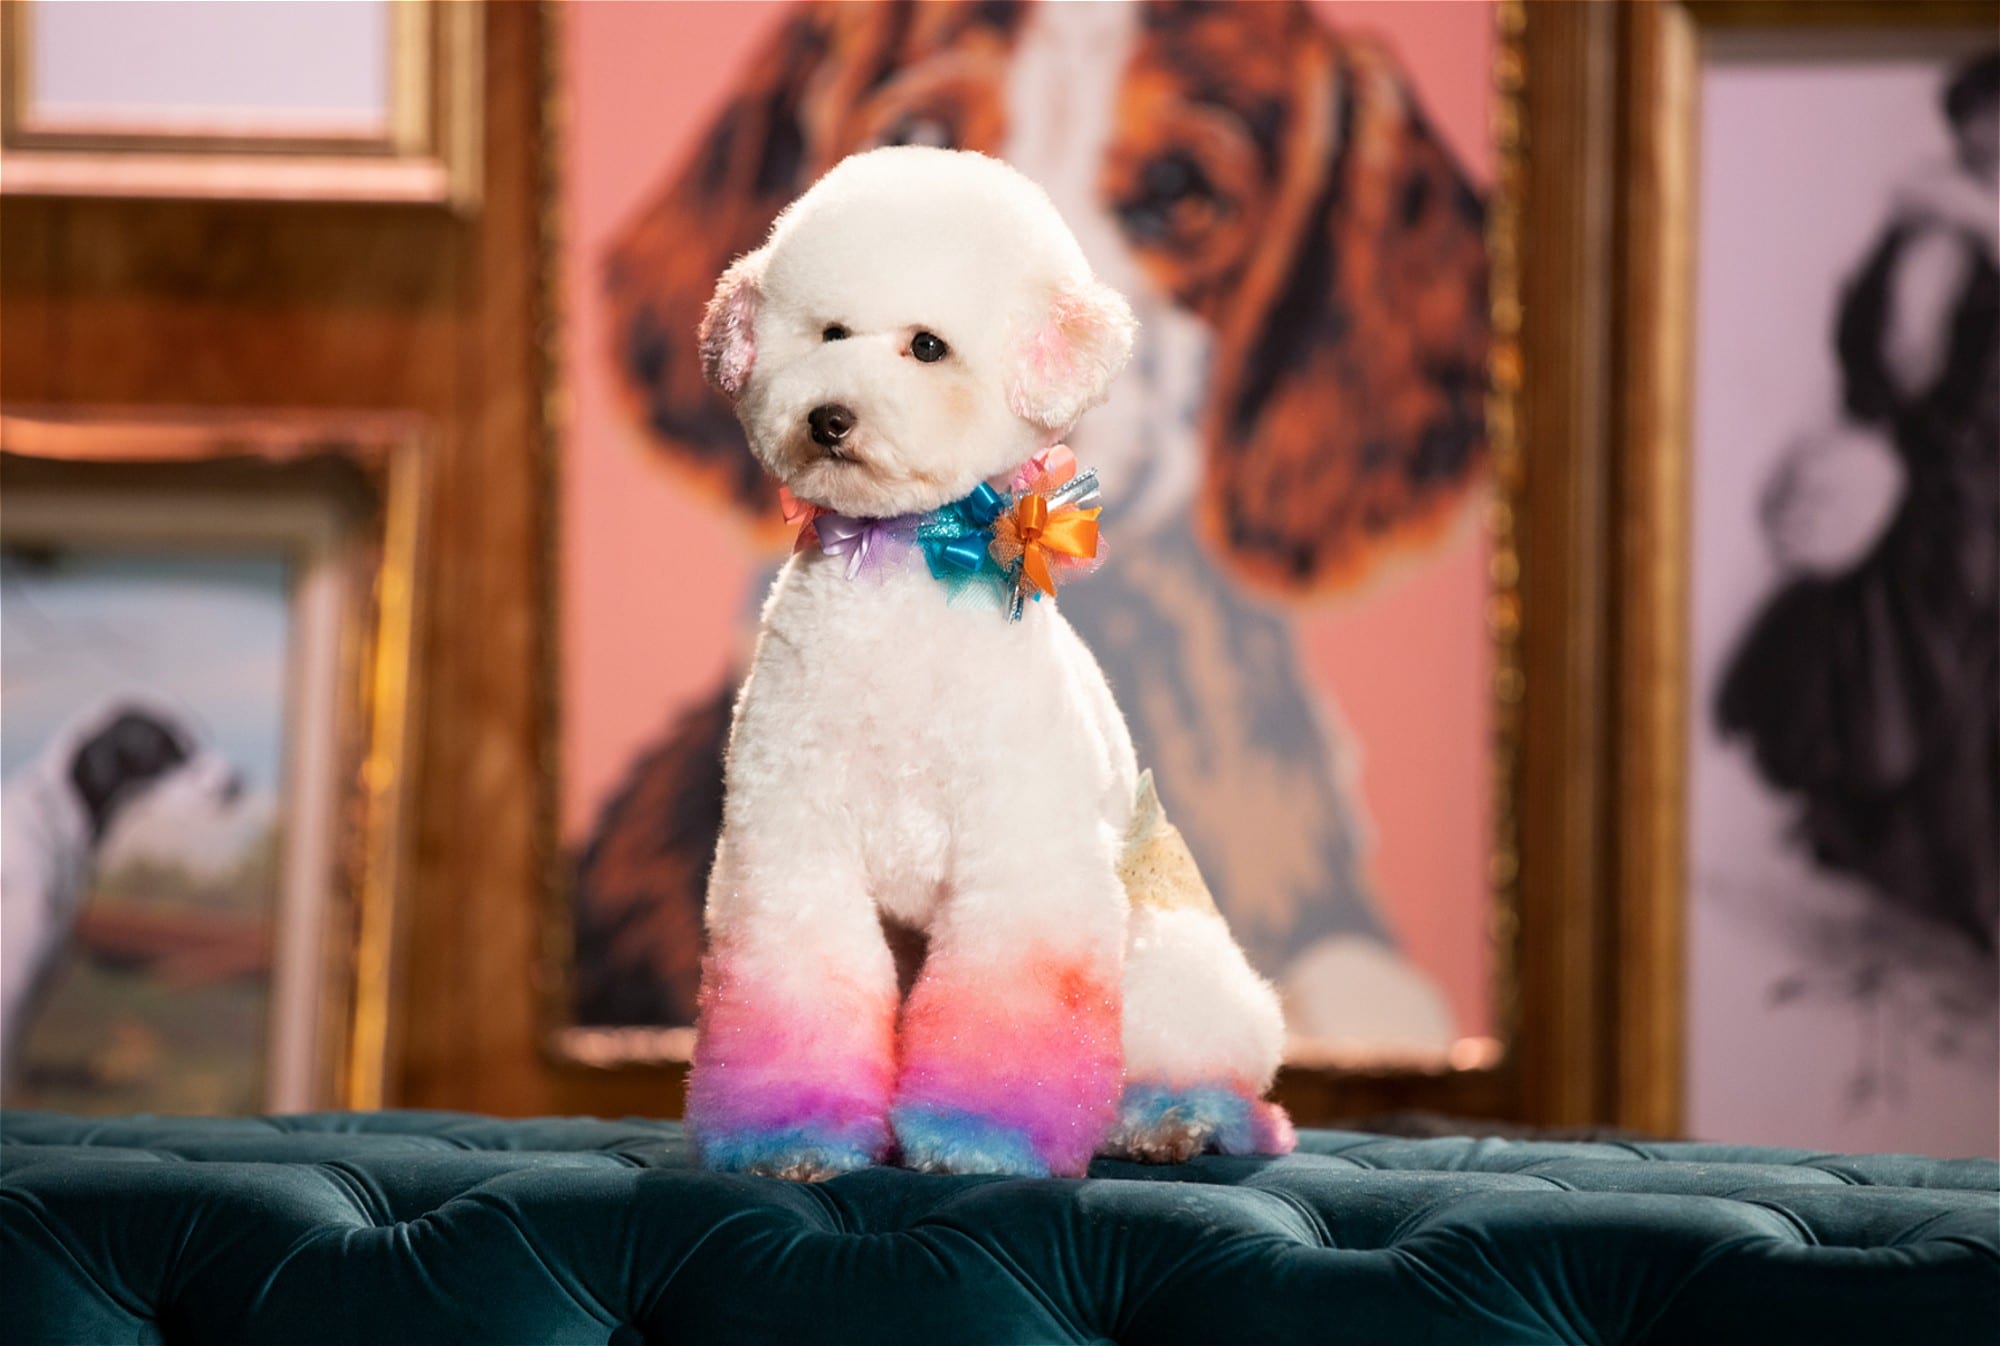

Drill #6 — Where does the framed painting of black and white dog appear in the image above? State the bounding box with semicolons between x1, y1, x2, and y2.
0;410;426;1113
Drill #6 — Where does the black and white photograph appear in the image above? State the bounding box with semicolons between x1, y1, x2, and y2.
1688;39;1999;1157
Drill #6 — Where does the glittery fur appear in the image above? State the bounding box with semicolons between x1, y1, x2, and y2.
1107;1082;1299;1163
688;148;1291;1179
894;950;1122;1176
685;942;897;1176
699;257;760;399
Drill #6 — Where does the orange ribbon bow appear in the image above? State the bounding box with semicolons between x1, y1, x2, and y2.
990;479;1102;601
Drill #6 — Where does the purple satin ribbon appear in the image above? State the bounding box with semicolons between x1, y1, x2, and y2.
816;511;918;579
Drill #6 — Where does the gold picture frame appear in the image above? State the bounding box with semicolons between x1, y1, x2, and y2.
0;408;428;1109
1608;0;1997;1137
533;0;1539;1126
0;0;479;207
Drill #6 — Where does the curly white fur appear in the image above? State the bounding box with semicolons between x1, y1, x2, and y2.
687;147;1292;1180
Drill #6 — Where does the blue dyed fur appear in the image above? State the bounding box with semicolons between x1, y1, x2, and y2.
695;1124;880;1177
892;1105;1051;1177
1116;1083;1258;1155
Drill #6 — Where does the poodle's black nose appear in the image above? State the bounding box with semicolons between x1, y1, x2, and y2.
808;404;856;448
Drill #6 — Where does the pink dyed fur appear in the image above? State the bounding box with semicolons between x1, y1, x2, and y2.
894;950;1122;1176
698;260;759;399
1249;1100;1299;1155
686;945;897;1163
1007;283;1135;428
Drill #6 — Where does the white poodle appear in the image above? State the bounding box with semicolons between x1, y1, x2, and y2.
686;147;1294;1180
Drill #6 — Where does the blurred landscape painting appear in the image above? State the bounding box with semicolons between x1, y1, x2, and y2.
1;549;291;1114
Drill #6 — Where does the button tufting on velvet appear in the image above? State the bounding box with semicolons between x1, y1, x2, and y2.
3;1114;1995;1346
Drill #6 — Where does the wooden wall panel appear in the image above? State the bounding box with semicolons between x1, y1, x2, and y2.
0;3;671;1120
394;2;677;1120
3;2;1672;1129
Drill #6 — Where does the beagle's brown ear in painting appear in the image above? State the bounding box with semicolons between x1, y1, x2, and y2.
601;3;885;518
601;0;1030;523
1201;31;1491;595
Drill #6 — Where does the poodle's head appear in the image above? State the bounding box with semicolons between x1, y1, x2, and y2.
699;146;1135;517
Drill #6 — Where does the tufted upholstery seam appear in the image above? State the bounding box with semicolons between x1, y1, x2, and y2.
0;1190;158;1323
796;1178;853;1234
1735;1199;1822;1246
311;1162;390;1227
1385;1175;1573;1247
1257;1186;1334;1248
1507;1163;1581;1192
1944;1230;2000;1265
456;1190;620;1330
935;1220;1097;1345
1886;1209;1959;1248
248;1222;351;1324
1391;1239;1570;1342
8;1115;1995;1346
1624;1229;1801;1346
1109;1223;1235;1336
636;1203;780;1329
1446;1227;1589;1341
1109;1212;1329;1340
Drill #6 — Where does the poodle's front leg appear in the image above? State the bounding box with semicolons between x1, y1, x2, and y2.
891;838;1125;1177
686;833;898;1179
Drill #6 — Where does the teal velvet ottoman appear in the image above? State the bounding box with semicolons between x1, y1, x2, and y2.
3;1112;1995;1345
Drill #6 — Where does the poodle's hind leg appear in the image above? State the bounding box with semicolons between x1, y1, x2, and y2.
685;832;899;1180
1109;901;1295;1163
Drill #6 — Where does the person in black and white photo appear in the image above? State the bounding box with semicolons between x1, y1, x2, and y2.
1716;51;1999;970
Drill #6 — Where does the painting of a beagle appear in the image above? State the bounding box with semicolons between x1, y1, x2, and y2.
567;0;1493;1056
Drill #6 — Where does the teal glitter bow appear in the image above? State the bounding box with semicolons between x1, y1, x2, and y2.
788;471;1103;619
914;483;1012;609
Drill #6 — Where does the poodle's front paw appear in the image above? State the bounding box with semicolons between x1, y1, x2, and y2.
1103;1083;1297;1163
891;1105;1052;1177
693;1124;885;1182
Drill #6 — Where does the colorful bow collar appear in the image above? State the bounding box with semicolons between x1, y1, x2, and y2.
781;445;1104;620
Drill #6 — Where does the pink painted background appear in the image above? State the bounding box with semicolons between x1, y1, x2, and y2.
562;2;1497;1039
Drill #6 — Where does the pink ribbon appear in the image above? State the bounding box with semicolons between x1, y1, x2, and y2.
1011;444;1077;493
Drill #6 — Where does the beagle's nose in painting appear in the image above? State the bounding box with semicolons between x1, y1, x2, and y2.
807;403;855;448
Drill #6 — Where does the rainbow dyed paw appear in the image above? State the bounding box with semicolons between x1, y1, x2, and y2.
891;1105;1052;1177
1103;1083;1296;1162
693;1124;886;1182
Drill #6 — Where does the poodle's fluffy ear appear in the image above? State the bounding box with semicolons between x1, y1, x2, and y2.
1008;277;1137;431
699;251;765;400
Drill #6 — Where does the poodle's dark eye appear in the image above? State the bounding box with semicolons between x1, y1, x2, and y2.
911;331;948;363
822;324;850;342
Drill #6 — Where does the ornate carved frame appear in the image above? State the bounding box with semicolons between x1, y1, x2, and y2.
0;408;429;1109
